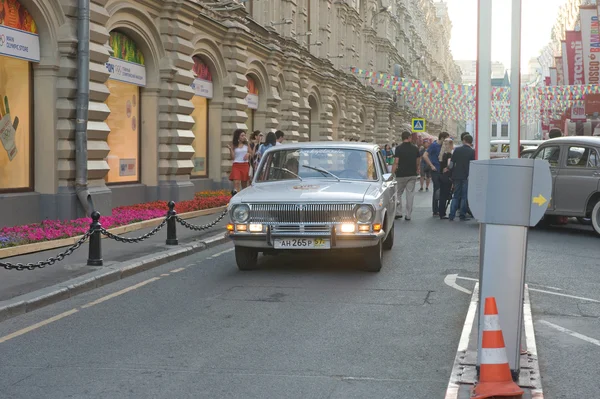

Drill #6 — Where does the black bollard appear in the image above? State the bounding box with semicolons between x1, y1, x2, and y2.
166;201;178;245
87;211;103;266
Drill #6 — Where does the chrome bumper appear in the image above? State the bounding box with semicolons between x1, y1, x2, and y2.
227;230;385;249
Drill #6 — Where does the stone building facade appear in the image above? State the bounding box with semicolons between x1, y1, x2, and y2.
0;0;459;226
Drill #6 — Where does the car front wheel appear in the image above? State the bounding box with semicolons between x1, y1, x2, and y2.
363;240;383;272
382;222;394;250
235;246;259;270
591;201;600;236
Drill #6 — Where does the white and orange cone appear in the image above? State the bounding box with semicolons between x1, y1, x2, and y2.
472;297;524;399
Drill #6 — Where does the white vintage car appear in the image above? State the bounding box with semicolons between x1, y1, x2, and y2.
226;142;398;272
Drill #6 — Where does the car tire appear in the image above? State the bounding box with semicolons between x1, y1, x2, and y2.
235;246;259;270
363;240;383;272
382;222;394;250
591;201;600;236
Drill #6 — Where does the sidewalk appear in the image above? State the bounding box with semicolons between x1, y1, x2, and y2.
0;212;228;302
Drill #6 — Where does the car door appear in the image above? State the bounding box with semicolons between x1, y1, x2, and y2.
532;144;562;212
377;151;396;225
553;145;600;216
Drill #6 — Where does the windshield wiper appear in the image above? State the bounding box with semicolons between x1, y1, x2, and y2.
302;165;340;181
272;167;303;180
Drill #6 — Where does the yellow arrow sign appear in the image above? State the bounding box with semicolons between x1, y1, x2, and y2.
533;194;547;207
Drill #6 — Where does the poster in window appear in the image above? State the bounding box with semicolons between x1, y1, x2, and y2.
191;96;208;177
191;56;213;99
0;0;40;62
0;55;30;190
105;79;140;183
105;31;146;86
245;76;259;109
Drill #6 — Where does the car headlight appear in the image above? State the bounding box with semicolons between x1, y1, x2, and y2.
355;205;374;223
231;204;250;223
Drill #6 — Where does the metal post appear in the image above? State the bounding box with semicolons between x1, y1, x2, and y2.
87;211;103;266
476;0;492;160
166;201;178;246
509;0;522;159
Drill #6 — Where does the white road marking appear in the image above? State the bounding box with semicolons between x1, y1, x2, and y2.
444;274;472;294
0;309;79;344
455;276;598;303
209;248;234;259
82;277;161;309
523;285;539;357
444;283;479;399
528;288;599;303
539;320;600;347
170;268;186;273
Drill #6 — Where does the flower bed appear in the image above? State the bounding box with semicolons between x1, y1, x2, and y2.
0;191;231;248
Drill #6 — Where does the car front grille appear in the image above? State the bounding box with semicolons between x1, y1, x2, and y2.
248;203;356;224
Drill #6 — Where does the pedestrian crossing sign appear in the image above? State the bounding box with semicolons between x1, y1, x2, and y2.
412;118;426;132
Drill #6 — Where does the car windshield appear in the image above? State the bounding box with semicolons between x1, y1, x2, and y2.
256;148;378;182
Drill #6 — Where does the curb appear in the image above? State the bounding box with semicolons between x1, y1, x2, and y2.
0;205;228;259
0;231;230;323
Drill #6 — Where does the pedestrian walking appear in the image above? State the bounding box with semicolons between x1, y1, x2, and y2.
392;131;420;221
227;129;251;193
438;138;454;219
422;132;450;216
418;140;431;191
448;133;475;221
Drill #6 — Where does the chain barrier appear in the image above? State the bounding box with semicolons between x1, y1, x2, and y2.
100;217;169;243
1;231;92;271
2;201;229;270
175;209;228;231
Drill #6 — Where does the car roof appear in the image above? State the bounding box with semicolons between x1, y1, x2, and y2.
275;141;379;151
543;136;600;146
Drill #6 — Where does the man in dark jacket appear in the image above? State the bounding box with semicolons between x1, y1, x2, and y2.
448;134;475;221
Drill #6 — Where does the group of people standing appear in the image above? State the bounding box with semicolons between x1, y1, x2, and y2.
227;129;285;192
391;131;475;221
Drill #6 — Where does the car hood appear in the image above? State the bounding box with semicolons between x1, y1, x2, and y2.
238;180;374;203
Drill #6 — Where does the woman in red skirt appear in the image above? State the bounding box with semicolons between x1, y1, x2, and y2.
227;129;251;192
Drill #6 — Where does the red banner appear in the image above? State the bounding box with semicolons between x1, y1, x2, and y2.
565;31;584;85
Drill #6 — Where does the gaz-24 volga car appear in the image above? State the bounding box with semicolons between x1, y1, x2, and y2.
226;142;398;272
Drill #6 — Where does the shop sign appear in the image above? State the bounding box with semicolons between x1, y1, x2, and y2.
119;158;137;176
106;57;146;87
571;102;586;120
0;25;39;62
191;78;213;99
245;94;259;109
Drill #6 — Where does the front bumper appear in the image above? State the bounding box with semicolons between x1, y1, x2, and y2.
227;229;385;249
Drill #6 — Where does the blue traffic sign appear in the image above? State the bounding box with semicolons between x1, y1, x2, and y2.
412;118;426;132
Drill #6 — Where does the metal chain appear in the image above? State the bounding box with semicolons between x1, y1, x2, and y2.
175;209;228;231
100;218;169;243
1;230;92;271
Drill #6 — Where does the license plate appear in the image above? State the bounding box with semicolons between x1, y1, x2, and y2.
273;237;330;249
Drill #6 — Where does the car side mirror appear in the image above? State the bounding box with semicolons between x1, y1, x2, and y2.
383;173;393;182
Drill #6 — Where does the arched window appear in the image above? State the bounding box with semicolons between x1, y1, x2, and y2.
245;76;259;132
0;0;39;192
104;31;146;184
190;56;213;178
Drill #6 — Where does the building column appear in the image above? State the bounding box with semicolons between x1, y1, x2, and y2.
265;45;283;131
279;52;303;141
298;69;311;142
319;79;335;141
345;90;360;140
375;98;391;144
156;10;196;201
220;23;250;180
364;94;377;142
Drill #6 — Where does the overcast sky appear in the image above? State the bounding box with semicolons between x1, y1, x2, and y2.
445;0;565;70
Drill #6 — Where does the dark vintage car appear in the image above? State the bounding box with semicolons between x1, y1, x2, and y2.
531;136;600;234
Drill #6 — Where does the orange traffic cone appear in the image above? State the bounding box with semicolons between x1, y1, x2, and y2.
472;297;524;399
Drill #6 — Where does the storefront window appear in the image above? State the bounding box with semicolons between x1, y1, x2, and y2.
0;0;39;192
190;56;212;177
104;31;146;184
245;76;258;132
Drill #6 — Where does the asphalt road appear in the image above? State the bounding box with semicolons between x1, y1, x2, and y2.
0;191;598;398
